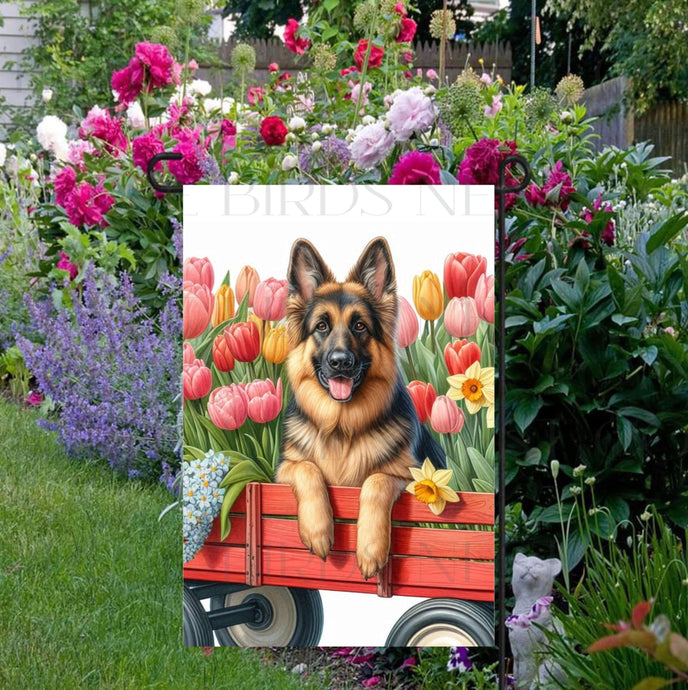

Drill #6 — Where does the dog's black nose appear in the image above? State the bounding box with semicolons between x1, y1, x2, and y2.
327;350;354;371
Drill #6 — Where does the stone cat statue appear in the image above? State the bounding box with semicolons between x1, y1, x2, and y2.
507;553;565;689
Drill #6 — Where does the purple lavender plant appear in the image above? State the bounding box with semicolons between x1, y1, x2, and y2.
17;265;181;481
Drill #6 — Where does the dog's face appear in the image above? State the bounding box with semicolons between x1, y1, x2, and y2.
285;237;398;404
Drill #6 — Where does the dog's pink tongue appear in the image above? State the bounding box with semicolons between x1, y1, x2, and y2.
328;377;353;400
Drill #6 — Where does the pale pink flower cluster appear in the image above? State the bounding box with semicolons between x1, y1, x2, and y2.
349;121;394;169
386;86;437;141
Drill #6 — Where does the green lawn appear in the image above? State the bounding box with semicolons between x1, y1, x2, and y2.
0;397;312;689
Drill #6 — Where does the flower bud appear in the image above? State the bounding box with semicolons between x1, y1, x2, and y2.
550;459;560;479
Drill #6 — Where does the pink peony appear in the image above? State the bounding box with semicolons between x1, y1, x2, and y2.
581;194;616;246
78;106;128;156
135;42;177;89
64;181;114;228
56;251;78;280
67;139;96;169
53;166;77;207
284;18;310;55
247;86;265;106
132;131;165;172
268;62;279;72
457;138;520;210
349;121;394;170
111;60;145;106
168;138;205;185
387;86;436;141
26;391;44;406
388;151;441;185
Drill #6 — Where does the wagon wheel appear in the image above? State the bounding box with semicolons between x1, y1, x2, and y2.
209;584;324;647
183;584;214;647
385;599;494;646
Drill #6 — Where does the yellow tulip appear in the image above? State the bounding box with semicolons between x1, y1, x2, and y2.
262;325;288;364
412;270;443;321
211;284;235;328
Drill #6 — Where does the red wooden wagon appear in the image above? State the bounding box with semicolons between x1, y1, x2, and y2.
183;482;495;647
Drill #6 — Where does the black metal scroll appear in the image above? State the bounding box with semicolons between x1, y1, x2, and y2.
147;152;184;194
496;154;531;688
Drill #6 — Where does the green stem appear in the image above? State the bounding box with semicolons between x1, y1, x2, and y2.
429;319;436;354
351;6;379;130
405;346;418;381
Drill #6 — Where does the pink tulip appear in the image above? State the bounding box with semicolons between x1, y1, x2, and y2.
207;384;249;430
253;277;288;321
430;395;465;434
474;273;495;323
444;252;487;300
183;257;214;291
183;342;196;365
235;265;260;307
183;359;212;400
245;378;283;423
407;380;437;424
444;297;480;338
183;281;214;340
396;296;419;348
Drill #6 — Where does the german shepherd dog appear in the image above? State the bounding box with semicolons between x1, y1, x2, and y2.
276;237;445;579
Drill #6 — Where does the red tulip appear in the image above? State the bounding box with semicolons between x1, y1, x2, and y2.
183;257;215;291
444;252;487;300
396;296;419;348
245;378;283;423
207;384;248;430
444;297;480;338
183;281;214;340
407;380;437;424
183;359;212;400
253;277;288;321
444;340;481;376
183;342;196;365
474;273;495;324
430;395;465;434
223;321;260;362
212;334;235;372
235;265;260;307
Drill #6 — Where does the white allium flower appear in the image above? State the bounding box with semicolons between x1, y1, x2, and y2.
281;154;298;171
41;87;53;103
288;115;306;132
387;86;437;142
228;171;239;184
0;142;6;167
36;115;68;157
189;79;212;97
126;101;146;129
349;121;395;169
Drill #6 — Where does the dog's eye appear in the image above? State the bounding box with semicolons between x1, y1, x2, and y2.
353;321;367;333
315;321;328;332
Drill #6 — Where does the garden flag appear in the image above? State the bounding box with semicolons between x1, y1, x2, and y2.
182;185;497;647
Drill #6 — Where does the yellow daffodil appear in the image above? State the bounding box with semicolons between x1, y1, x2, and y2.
406;458;460;515
446;361;494;414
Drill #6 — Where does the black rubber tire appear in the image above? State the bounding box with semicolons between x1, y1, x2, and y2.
208;585;324;647
385;599;494;647
183;584;214;647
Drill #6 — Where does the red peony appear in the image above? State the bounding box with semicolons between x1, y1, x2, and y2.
388;151;441;185
260;116;288;146
354;40;385;69
247;86;265;105
396;17;417;43
581;194;616;247
284;18;310;55
457;138;520;210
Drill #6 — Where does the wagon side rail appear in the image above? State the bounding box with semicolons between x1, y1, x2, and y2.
184;482;495;600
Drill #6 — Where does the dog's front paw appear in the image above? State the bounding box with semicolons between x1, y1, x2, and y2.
298;500;334;561
356;538;390;580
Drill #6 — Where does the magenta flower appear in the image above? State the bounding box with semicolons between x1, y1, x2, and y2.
53;166;77;207
111;60;145;106
582;194;616;246
362;678;382;688
26;391;44;406
388;151;441;185
56;251;78;280
526;160;576;211
111;42;176;106
132;131;165;173
64;181;115;228
78;106;128;156
168;136;205;185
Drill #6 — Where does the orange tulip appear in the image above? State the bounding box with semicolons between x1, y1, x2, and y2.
412;270;443;321
235;265;260;308
211;284;236;328
262;325;288;364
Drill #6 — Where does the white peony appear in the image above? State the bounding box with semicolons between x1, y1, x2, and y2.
281;154;298;171
203;98;222;113
36;115;68;157
126;101;146;129
288;116;306;132
189;79;212;97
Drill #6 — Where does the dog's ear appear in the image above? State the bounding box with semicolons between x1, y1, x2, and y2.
288;239;335;301
348;237;396;301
